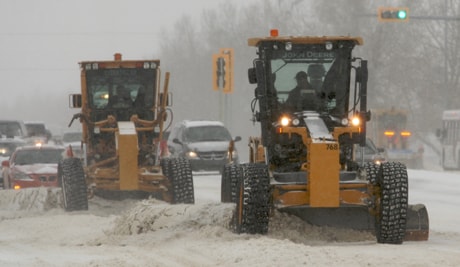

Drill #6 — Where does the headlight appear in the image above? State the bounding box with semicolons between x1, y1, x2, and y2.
341;118;349;126
280;116;290;126
292;118;300;126
325;41;333;50
186;151;198;159
285;42;292;51
144;62;157;69
351;117;361;126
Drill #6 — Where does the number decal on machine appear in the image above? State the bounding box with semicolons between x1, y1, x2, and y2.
326;144;339;150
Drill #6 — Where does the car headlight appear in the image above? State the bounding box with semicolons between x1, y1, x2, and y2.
186;151;198;159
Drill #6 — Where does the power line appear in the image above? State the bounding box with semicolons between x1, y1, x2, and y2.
0;32;163;36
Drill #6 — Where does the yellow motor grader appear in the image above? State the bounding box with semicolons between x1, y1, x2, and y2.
221;31;429;244
60;53;194;211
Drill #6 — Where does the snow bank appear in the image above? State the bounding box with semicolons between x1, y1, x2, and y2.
0;187;62;213
109;198;374;245
111;199;234;235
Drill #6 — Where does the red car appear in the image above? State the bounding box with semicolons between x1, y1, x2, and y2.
2;145;65;189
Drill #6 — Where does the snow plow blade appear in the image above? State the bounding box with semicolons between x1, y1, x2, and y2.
279;203;429;241
405;204;429;241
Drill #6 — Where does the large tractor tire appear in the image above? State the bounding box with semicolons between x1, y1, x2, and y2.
232;163;270;235
221;163;240;203
375;162;408;244
58;158;88;211
363;162;380;185
163;157;194;204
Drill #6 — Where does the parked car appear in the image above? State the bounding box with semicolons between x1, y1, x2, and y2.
0;120;28;139
2;145;65;189
167;120;241;172
0;138;26;189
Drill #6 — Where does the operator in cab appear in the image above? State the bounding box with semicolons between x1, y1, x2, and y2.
109;85;133;109
285;71;322;111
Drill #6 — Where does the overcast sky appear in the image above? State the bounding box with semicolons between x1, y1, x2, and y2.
0;0;255;70
0;0;256;133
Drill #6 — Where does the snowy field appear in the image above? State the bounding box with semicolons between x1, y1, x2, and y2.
0;169;459;267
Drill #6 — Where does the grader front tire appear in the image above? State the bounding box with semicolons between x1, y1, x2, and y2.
58;158;88;212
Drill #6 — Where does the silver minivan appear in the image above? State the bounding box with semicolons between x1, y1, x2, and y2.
167;120;241;172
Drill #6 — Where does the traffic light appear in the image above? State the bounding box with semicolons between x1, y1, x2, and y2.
378;7;409;22
212;48;234;93
220;48;233;93
212;54;223;91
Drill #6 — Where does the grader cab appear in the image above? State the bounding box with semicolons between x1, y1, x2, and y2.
221;31;429;244
59;53;194;211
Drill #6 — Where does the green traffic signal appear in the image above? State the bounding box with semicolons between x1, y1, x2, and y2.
397;10;407;19
378;7;409;22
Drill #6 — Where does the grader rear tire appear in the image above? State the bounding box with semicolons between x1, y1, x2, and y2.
166;158;194;204
58;158;88;211
221;163;240;203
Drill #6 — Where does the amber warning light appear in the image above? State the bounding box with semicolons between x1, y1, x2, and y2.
270;29;279;37
114;53;122;61
384;131;395;137
401;131;412;137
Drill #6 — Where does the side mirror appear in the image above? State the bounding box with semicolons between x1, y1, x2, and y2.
69;94;82;108
234;136;242;142
248;68;257;84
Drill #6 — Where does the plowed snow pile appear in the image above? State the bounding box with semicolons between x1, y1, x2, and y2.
0;187;62;215
108;198;374;245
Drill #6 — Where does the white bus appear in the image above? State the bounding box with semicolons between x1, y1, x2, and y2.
439;110;460;170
